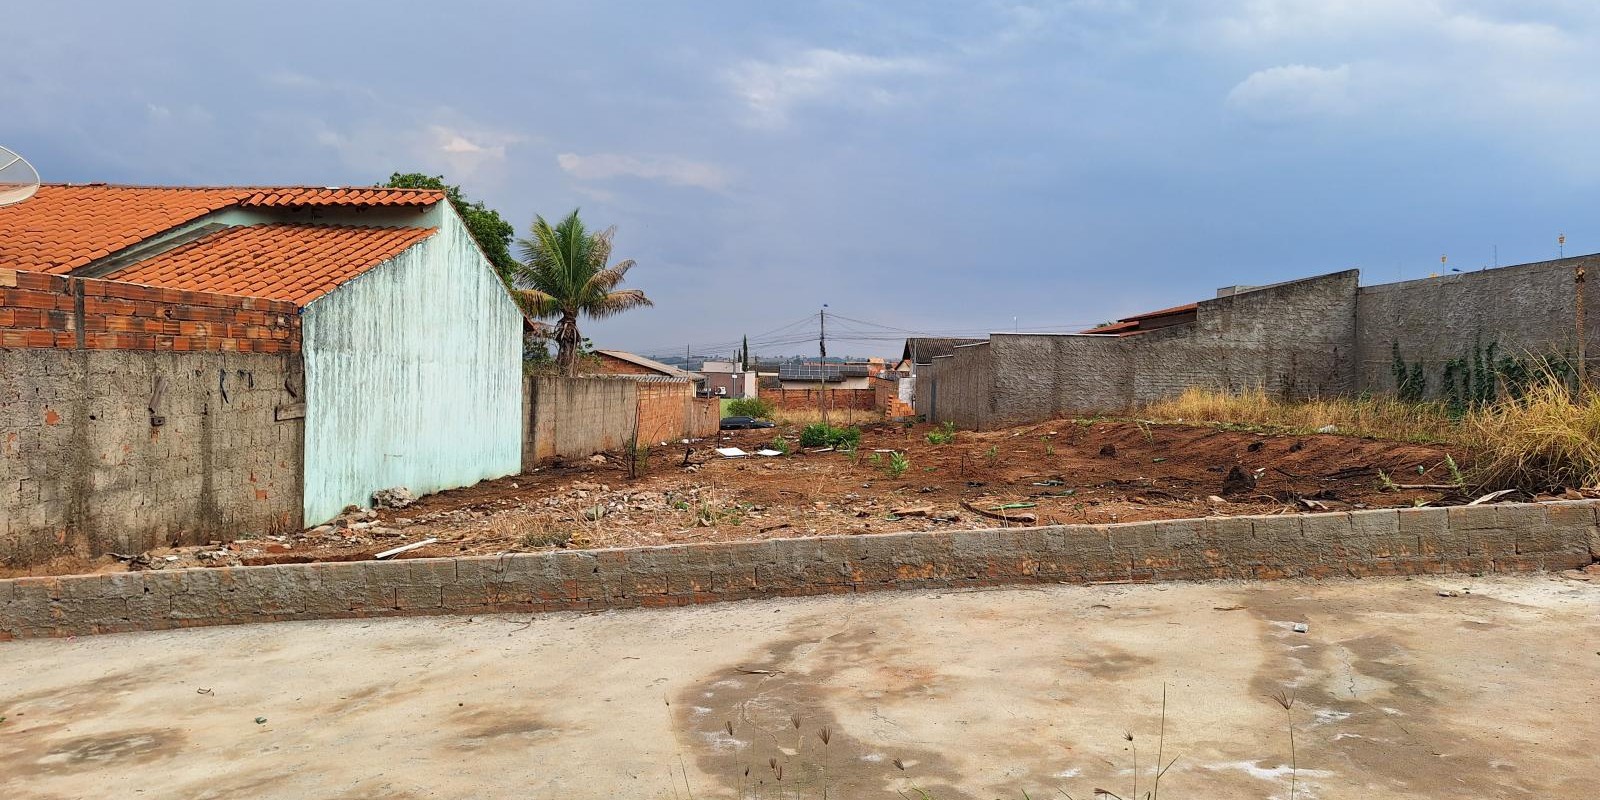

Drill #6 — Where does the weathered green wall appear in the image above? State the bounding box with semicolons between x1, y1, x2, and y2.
300;205;521;524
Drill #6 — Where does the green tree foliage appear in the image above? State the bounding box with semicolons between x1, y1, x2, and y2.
726;397;774;418
511;209;652;376
382;172;517;285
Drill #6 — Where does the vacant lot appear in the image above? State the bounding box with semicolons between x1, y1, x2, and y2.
3;576;1596;799
66;418;1482;575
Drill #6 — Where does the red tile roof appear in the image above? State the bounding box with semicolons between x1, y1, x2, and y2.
0;184;445;274
1080;302;1199;335
108;223;437;305
0;185;251;273
239;187;445;207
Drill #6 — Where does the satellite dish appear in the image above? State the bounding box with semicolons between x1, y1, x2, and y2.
0;145;41;206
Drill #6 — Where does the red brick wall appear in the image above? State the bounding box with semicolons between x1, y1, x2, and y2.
636;381;694;445
0;269;300;353
763;377;898;412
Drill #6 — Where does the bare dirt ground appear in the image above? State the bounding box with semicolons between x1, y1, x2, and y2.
71;418;1481;575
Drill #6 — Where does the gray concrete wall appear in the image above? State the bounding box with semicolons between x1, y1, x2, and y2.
937;343;994;429
1;349;304;568
1355;254;1600;397
987;333;1138;427
4;500;1594;638
913;358;942;419
941;271;1359;428
522;376;639;469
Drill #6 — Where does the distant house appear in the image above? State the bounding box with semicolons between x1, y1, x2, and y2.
0;183;524;526
592;349;706;391
699;360;756;398
1078;303;1199;336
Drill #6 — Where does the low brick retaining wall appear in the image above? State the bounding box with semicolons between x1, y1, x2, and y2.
4;501;1596;639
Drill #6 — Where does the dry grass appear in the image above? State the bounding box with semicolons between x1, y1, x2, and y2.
1469;379;1600;492
1141;381;1600;492
771;407;884;427
1140;386;1464;444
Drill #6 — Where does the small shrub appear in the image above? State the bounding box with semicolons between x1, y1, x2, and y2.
925;422;957;445
799;423;861;449
769;437;791;455
726;397;774;419
885;451;911;477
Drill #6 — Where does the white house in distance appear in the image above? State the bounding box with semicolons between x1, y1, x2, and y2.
0;184;524;524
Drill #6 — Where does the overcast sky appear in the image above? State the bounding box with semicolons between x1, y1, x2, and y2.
4;1;1597;359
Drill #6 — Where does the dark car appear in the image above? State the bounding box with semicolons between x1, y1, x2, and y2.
720;415;776;430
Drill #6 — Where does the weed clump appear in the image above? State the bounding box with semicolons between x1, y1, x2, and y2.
800;423;862;450
520;528;572;549
1470;378;1600;492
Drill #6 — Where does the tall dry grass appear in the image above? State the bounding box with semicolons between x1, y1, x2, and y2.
1140;386;1463;444
770;407;884;427
1141;381;1600;492
1469;378;1600;492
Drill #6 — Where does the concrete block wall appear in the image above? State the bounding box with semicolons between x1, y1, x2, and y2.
2;270;306;568
1355;254;1600;397
1;349;305;567
927;271;1359;428
931;342;994;429
522;376;639;468
522;377;714;469
2;500;1593;639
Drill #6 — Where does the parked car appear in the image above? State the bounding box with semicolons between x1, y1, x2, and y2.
720;415;776;430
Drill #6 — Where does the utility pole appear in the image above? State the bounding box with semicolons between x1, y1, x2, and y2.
1578;265;1588;388
818;305;829;426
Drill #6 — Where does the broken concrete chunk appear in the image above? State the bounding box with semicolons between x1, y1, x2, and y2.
372;487;416;510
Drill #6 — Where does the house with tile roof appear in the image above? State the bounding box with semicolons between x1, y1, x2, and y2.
0;184;524;525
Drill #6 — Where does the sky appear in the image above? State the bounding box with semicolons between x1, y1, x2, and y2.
4;1;1598;359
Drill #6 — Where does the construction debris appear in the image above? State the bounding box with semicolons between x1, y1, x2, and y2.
371;487;416;510
374;538;438;560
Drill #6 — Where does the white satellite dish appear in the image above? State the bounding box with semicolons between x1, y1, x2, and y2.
0;145;41;206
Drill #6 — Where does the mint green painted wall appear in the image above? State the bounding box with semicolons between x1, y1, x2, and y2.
300;205;521;524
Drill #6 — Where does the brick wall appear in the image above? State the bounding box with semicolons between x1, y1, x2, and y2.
1;269;300;353
3;500;1593;638
2;271;306;569
762;379;894;413
636;381;695;445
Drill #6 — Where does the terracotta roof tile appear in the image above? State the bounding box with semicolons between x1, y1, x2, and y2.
0;185;247;273
107;223;437;306
0;184;445;274
239;187;444;207
1080;303;1200;335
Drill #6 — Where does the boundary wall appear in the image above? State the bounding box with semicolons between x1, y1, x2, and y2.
4;500;1593;639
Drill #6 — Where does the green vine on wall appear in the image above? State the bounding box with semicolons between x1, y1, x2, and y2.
1391;342;1426;403
1393;339;1576;414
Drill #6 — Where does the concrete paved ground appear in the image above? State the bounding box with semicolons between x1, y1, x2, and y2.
3;576;1597;799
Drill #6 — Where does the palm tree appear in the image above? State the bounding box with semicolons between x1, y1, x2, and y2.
511;209;652;376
